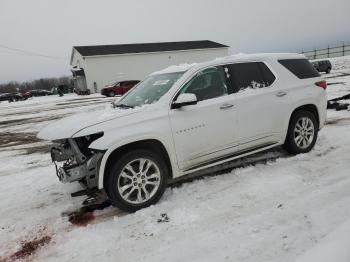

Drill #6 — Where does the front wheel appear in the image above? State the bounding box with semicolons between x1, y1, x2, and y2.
108;91;115;97
106;149;168;212
283;110;318;154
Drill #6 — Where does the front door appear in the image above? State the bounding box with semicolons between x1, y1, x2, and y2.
169;66;238;171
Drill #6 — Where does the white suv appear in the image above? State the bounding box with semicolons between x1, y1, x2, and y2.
38;53;327;211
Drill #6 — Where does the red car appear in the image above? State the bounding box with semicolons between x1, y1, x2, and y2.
101;80;140;97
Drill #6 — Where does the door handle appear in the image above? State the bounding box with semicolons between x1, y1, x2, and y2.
276;91;287;97
220;103;234;110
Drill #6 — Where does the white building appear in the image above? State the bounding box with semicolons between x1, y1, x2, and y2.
70;40;229;93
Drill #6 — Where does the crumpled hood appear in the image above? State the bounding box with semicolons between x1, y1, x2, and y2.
38;105;141;141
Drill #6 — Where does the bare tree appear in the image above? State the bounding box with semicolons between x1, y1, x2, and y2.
0;76;72;94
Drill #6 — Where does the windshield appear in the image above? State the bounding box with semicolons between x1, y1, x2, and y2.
115;71;185;108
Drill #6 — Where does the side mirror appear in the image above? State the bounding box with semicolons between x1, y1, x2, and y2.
172;93;197;109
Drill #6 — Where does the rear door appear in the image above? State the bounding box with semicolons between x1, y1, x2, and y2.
229;61;289;150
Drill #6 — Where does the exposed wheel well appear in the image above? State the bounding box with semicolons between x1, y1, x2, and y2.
103;139;172;189
290;104;319;126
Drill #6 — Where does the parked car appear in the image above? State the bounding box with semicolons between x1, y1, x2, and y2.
21;91;32;100
52;84;73;95
0;93;25;102
38;53;327;212
23;89;53;97
74;88;90;96
101;80;140;97
312;60;332;73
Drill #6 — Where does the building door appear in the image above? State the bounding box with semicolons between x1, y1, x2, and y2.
72;68;88;94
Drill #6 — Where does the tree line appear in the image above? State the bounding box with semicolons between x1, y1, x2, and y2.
0;76;72;94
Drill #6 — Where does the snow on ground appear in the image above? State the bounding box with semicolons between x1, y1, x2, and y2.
329;55;350;71
0;94;115;133
295;219;350;262
1;59;350;261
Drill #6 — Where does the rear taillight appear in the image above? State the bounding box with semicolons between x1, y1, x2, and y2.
315;80;327;90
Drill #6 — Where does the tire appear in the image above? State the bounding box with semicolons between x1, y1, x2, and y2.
326;68;331;74
106;149;168;212
283;110;318;154
108;91;115;97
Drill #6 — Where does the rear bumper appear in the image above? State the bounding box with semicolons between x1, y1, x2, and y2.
318;92;327;129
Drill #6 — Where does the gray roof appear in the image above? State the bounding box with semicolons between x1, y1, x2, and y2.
73;40;228;56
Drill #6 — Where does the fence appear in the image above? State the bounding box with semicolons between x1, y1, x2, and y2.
301;44;350;60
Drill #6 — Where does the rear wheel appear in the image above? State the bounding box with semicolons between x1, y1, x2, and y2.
326;67;331;74
106;149;168;212
283;110;318;154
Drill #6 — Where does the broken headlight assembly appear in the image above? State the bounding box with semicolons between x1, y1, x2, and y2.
50;132;104;188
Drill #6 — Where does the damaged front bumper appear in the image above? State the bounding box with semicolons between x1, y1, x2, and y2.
50;137;104;189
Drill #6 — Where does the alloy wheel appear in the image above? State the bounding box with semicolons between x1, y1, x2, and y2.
117;158;161;204
294;117;315;149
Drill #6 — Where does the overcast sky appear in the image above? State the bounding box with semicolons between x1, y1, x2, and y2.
0;0;349;83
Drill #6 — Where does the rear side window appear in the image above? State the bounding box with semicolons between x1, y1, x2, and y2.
259;63;276;86
279;59;320;79
227;62;276;92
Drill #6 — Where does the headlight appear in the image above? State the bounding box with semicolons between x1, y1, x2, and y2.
74;132;104;156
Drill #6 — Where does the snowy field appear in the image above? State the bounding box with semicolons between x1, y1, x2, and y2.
1;56;350;262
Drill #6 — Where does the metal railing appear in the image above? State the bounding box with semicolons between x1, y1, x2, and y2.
301;44;350;60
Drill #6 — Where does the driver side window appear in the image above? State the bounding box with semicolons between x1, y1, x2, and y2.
180;67;228;102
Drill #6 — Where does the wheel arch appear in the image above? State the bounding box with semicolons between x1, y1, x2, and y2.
289;104;320;126
283;104;320;154
283;103;320;143
98;139;173;189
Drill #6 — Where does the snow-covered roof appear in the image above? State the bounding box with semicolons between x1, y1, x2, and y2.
151;63;197;75
224;52;304;60
152;53;305;75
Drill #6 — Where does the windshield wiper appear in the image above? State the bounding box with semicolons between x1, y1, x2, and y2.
114;103;134;109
